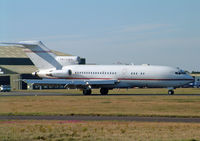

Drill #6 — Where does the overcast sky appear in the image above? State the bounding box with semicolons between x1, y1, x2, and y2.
0;0;200;71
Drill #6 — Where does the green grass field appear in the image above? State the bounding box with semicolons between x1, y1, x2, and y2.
0;120;200;141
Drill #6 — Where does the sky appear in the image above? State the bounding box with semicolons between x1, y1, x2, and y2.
0;0;200;71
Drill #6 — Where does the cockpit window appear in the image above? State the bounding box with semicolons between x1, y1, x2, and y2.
175;70;186;75
175;72;180;75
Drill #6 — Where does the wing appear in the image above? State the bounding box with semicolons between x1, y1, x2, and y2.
23;79;119;89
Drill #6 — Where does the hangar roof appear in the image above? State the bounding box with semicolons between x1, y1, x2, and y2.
0;46;71;74
0;46;70;58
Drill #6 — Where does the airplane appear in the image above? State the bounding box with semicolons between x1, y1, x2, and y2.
0;41;194;95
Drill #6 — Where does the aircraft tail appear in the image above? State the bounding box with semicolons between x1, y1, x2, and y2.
0;41;62;70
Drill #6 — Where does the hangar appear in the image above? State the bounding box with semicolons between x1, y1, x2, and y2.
0;45;85;90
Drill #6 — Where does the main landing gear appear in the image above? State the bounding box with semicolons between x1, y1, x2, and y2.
100;88;109;95
82;88;109;95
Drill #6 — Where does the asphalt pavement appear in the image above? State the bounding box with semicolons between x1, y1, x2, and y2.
0;91;200;96
0;115;200;123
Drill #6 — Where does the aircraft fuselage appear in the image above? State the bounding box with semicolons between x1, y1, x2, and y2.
38;65;193;89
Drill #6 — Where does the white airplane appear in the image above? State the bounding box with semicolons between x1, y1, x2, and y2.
0;41;194;95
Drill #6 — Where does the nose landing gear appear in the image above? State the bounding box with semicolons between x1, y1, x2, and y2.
168;90;174;95
83;89;92;95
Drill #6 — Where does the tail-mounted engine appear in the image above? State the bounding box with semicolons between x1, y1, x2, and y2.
32;69;72;78
56;56;80;65
46;69;72;78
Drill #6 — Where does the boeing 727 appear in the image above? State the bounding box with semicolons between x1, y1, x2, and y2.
0;41;194;95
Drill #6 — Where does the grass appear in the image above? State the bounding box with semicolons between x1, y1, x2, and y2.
1;93;200;117
0;120;200;141
1;88;200;141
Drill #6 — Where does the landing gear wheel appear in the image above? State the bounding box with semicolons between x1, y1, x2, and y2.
100;88;109;95
168;90;174;95
83;89;92;95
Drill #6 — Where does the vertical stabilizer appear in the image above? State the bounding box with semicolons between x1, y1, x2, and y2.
0;41;62;70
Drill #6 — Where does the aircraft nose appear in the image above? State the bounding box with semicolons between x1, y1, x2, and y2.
187;74;194;83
